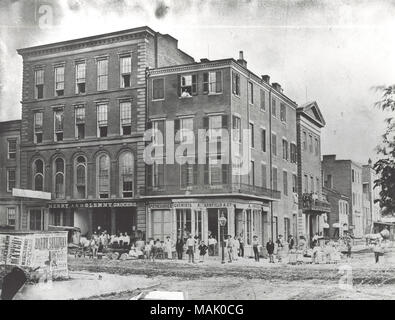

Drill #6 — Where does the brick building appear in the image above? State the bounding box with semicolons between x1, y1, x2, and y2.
322;155;364;237
296;102;330;244
145;52;297;255
16;26;193;236
323;186;349;238
0;120;21;230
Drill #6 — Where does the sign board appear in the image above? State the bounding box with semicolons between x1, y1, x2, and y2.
48;201;137;209
0;232;68;279
12;188;52;200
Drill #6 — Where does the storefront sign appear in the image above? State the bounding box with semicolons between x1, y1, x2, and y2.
13;188;51;200
149;203;172;209
173;202;234;208
48;201;137;209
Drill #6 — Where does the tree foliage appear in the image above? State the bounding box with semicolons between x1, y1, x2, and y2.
373;85;395;216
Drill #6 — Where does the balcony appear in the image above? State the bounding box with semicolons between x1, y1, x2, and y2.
302;193;331;213
140;183;281;200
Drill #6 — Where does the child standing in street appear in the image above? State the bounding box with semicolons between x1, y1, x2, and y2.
198;241;208;263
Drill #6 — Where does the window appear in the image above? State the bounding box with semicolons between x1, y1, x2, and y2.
352;192;356;206
272;167;278;191
232;116;241;143
181;162;196;188
261;163;267;188
290;143;297;163
325;174;332;188
119;152;134;198
178;117;194;143
315;138;319;156
75;105;85;139
203;71;222;94
271;133;277;156
282;139;289;161
7;208;16;227
120;101;132;135
33;159;44;191
272;98;277;117
304;174;308;193
97;154;110;198
152;210;172;241
249;161;255;186
153;78;164;100
292;174;297;193
180;74;197;97
75;156;86;199
54;158;65;199
316;177;320;194
152;163;164;188
232;71;240;96
280;103;286;122
309;135;313;153
352;169;355;183
261;129;266;152
97;104;108;137
283;171;288;196
34;111;43;144
7;169;16;192
8;139;17;160
303;131;307;151
54;65;65;96
54;109;64;142
75;62;86;94
310;176;314;193
248;82;254;104
249;123;254;148
152;120;165;146
260;89;265;111
97;58;108;91
120;55;131;88
35;69;44;99
29;209;43;231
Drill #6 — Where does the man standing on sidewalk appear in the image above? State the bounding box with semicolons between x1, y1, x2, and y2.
266;239;275;263
186;235;195;263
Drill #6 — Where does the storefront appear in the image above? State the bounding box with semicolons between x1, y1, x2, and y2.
146;198;270;257
48;200;138;237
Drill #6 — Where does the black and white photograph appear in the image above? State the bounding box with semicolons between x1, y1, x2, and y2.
0;0;395;306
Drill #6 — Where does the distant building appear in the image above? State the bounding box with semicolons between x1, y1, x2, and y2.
0;120;21;230
323;186;349;238
322;155;364;237
296;101;330;244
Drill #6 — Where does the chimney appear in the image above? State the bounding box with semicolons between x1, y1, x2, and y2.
200;58;210;63
272;82;283;93
237;51;247;68
262;75;270;84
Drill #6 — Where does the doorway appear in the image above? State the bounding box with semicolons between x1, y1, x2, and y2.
92;208;111;233
115;207;136;235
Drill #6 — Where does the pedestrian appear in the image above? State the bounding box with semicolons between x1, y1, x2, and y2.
186;235;195;263
239;234;244;258
176;236;184;260
276;235;284;262
373;240;383;263
208;235;217;256
226;235;233;263
198;241;208;262
288;235;295;251
233;235;240;261
266;239;275;263
252;236;260;262
165;236;173;259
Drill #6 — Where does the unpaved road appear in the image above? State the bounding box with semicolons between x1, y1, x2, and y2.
68;254;395;300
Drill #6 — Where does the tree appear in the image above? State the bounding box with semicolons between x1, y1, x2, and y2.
373;85;395;216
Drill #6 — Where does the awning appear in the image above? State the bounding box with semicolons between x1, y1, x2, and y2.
323;223;330;229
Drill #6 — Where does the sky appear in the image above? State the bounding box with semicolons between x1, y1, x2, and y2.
0;0;394;164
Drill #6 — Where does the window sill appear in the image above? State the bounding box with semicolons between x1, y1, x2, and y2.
152;98;165;102
208;92;223;96
179;96;193;99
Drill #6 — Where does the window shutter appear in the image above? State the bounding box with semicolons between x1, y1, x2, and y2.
177;74;181;97
204;159;209;185
222;164;228;184
192;74;198;95
147;165;152;187
203;73;209;94
203;116;209;130
216;71;222;93
222;115;228;129
174;119;180;143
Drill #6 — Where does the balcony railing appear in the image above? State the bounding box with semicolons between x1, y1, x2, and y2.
302;193;331;213
140;183;281;200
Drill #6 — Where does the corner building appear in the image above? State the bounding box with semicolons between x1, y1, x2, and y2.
146;53;298;255
17;27;194;236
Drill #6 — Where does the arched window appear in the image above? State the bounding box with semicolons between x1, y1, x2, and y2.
97;154;110;198
33;159;44;191
54;158;65;199
119;152;134;198
75;156;87;199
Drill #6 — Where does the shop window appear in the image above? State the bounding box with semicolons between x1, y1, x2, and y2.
152;210;172;241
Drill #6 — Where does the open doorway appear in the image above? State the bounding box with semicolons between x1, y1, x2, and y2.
115;207;136;235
